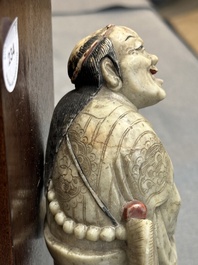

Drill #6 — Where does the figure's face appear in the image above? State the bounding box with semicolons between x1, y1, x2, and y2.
109;27;166;108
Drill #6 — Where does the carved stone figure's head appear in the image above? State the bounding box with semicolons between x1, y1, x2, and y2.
68;25;166;108
68;24;120;89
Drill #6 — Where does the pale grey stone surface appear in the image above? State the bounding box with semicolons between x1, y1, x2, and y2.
51;2;198;264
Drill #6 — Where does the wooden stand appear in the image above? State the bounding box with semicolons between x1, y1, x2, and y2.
0;1;54;264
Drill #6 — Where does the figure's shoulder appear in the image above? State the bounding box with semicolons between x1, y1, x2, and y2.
70;91;155;151
81;91;141;121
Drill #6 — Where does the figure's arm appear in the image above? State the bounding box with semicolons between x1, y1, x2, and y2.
122;201;158;265
118;128;180;264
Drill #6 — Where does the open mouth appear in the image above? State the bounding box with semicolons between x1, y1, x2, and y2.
150;66;158;75
149;66;163;86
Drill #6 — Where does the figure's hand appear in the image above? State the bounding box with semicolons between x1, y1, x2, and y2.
122;201;158;265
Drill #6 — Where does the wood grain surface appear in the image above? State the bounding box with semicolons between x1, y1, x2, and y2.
169;9;198;55
0;1;54;264
157;0;198;56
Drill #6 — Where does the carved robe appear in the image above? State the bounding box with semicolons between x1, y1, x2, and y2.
45;89;180;265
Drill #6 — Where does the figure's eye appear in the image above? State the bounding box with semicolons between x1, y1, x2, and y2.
127;45;144;54
135;45;144;51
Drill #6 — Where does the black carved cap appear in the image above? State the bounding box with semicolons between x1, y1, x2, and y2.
67;24;120;89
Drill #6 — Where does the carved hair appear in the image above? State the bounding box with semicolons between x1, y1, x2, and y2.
68;25;121;89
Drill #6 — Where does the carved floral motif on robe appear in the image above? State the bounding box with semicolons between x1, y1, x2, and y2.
51;91;181;264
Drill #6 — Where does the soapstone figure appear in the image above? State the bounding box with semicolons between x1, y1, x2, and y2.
44;25;181;265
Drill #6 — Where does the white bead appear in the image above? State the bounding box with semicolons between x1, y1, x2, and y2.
100;227;115;242
47;190;55;201
74;223;87;239
115;225;126;240
63;219;75;234
86;226;101;241
49;201;60;215
55;212;65;226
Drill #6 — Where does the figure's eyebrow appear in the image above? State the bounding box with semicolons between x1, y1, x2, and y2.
125;35;135;41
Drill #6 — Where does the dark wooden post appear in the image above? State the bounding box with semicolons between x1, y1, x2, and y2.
0;1;54;264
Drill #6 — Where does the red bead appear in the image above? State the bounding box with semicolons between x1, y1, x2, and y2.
122;200;147;221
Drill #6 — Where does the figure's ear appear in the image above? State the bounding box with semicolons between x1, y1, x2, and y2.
101;57;122;91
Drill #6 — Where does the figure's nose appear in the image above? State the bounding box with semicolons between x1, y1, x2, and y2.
150;54;158;65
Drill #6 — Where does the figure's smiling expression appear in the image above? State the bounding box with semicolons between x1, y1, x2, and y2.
108;26;166;108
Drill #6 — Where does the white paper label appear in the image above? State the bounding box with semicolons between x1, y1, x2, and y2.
2;18;19;93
